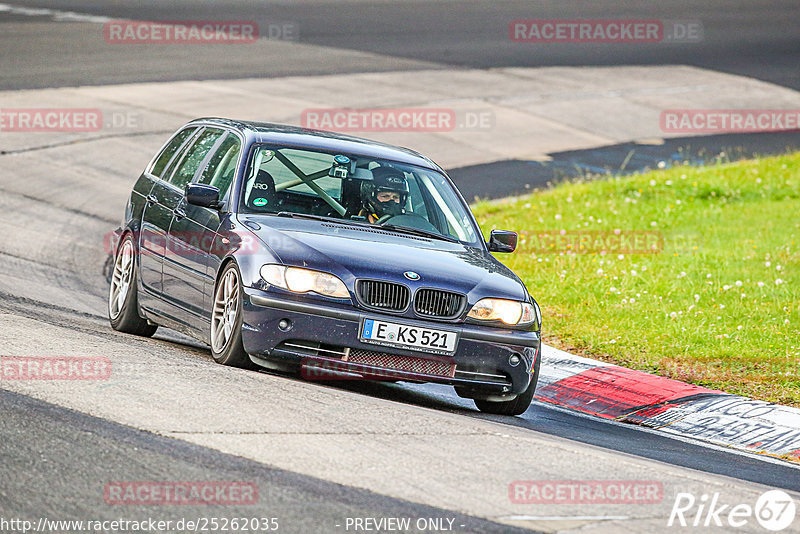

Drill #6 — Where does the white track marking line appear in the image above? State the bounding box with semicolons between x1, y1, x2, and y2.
0;3;113;23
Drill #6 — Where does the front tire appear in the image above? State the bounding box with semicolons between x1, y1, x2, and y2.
474;354;540;416
108;234;158;337
210;262;254;369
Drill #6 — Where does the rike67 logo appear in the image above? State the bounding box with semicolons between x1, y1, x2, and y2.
668;490;796;531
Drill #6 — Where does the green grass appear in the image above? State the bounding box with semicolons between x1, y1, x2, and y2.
473;153;800;405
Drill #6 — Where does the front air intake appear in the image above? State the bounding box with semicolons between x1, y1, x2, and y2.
414;289;465;319
356;280;410;312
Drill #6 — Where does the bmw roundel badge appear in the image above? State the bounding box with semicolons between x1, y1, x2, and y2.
404;271;420;281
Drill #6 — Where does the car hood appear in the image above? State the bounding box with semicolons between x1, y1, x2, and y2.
239;216;527;301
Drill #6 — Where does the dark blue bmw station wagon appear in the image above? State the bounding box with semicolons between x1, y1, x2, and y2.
109;118;542;415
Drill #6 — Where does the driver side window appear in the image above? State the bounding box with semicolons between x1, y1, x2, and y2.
196;133;241;199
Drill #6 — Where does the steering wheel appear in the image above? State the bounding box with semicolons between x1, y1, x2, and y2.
376;213;440;233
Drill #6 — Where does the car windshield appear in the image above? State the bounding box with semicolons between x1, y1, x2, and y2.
240;145;482;246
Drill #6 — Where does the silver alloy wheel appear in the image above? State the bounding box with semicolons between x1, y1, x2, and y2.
108;238;134;320
211;268;240;353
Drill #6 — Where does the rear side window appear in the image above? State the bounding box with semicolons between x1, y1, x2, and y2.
150;127;196;179
196;133;241;198
169;128;225;190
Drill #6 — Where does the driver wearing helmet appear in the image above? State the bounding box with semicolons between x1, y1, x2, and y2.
360;167;409;223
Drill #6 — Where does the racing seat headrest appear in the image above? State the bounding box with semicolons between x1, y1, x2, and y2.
247;170;276;210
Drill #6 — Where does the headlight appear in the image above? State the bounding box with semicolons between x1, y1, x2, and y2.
467;298;536;326
260;264;349;299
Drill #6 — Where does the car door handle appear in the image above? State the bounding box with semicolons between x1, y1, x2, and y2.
173;208;187;220
146;194;158;204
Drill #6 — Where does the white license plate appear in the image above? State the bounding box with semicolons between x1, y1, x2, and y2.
360;319;458;355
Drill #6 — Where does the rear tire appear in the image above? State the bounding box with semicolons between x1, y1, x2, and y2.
474;353;540;416
108;234;158;337
210;262;255;369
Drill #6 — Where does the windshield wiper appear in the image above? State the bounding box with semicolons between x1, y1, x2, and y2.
274;213;459;242
379;224;459;243
276;212;370;228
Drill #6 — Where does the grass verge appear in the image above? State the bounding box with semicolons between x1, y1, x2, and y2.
473;153;799;405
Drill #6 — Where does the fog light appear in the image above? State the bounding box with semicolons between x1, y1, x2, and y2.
509;353;521;367
278;319;292;331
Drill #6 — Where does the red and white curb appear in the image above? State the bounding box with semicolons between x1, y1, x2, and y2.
536;345;800;462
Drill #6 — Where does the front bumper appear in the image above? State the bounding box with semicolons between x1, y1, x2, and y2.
241;288;540;395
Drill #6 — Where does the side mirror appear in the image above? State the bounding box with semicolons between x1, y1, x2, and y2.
185;183;220;209
488;230;518;253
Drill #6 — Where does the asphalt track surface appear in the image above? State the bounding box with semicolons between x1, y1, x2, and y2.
0;388;531;534
2;0;798;200
0;130;798;529
0;0;797;91
2;1;800;532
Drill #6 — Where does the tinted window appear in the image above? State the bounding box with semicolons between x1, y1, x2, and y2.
248;148;341;202
150;127;196;179
241;145;481;246
196;133;241;198
169;128;224;190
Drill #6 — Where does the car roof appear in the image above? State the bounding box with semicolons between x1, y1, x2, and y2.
186;117;444;173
